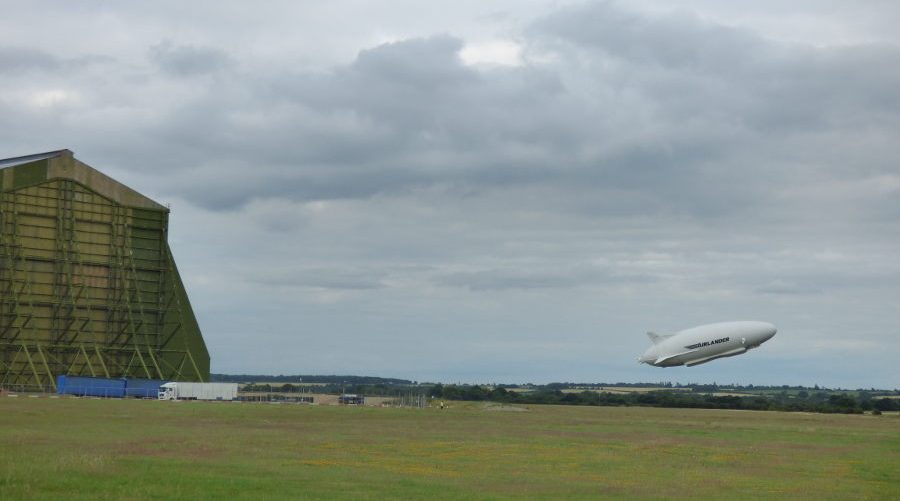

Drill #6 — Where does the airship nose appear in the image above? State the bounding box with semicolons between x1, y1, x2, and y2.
751;323;777;345
638;347;657;364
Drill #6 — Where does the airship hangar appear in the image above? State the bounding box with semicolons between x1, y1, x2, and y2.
0;150;208;391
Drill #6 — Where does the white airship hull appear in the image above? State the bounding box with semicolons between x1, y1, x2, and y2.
639;321;776;368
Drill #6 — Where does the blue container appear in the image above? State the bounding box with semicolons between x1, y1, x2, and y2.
124;379;167;398
56;375;125;398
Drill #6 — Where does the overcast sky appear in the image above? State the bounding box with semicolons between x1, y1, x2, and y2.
2;1;898;388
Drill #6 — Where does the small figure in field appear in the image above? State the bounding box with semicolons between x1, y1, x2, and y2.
440;401;445;410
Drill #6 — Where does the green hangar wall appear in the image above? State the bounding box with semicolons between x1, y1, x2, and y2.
0;150;209;390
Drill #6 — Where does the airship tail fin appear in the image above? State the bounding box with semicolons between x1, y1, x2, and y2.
646;331;670;344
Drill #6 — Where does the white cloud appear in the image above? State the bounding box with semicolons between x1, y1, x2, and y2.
27;89;79;108
461;40;523;66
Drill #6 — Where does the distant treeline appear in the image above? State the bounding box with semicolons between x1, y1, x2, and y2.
212;374;899;414
502;382;897;394
212;375;897;395
429;384;900;414
241;382;427;397
210;374;414;385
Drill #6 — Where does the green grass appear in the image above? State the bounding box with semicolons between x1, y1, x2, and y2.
1;398;897;500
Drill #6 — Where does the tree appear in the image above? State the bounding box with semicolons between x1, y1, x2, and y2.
873;398;898;412
828;394;860;413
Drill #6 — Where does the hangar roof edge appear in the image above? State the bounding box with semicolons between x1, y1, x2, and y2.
0;149;167;212
0;149;68;169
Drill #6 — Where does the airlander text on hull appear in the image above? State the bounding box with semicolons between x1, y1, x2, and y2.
638;321;776;367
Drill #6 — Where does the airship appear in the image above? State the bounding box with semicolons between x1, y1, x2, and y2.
638;321;776;367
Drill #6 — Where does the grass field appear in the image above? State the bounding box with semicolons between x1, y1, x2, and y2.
1;398;897;500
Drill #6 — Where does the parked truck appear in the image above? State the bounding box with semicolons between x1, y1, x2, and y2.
56;376;168;398
57;375;125;398
125;378;168;398
158;382;238;401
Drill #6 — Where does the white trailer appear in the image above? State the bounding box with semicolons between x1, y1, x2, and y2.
158;382;238;401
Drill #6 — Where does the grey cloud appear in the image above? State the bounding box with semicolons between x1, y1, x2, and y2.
754;280;822;296
351;35;474;89
0;46;60;71
533;2;766;73
0;46;112;73
248;267;388;290
4;2;898;228
438;269;586;291
139;35;587;208
530;1;900;137
436;265;655;291
149;41;231;76
753;267;900;296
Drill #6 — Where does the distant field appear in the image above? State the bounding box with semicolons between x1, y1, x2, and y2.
240;382;327;387
1;398;897;500
238;392;396;406
560;387;694;394
511;386;693;394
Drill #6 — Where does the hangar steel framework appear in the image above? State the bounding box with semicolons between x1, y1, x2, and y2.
0;150;209;390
